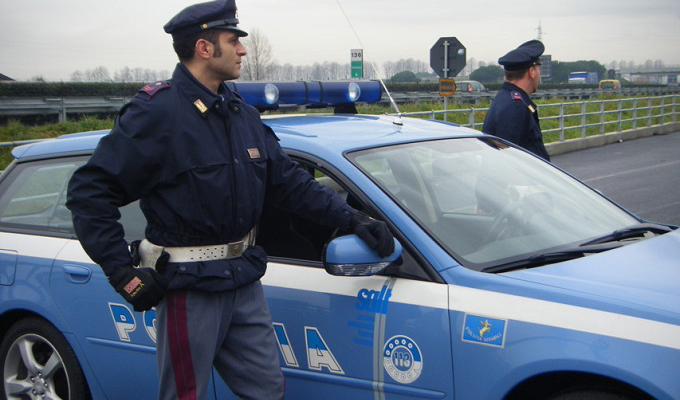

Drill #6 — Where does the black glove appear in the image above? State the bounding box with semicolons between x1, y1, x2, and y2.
108;266;167;312
350;212;395;258
129;240;170;274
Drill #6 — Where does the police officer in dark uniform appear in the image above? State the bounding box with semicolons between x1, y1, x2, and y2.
482;40;550;161
66;1;394;399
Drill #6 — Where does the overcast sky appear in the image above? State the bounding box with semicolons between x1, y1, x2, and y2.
2;0;679;81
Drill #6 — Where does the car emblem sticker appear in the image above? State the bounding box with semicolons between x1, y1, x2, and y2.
383;335;423;384
462;314;507;347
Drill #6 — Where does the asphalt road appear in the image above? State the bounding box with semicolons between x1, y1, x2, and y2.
551;130;680;226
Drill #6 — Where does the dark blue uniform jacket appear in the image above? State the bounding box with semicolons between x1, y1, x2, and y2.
482;82;550;161
67;64;356;291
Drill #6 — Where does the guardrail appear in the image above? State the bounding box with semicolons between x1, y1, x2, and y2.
539;96;678;141
389;94;679;142
1;95;678;150
0;97;130;122
387;86;680;104
2;87;678;122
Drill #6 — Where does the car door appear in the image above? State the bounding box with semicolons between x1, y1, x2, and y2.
52;234;162;399
0;157;79;315
2;155;158;398
235;161;455;399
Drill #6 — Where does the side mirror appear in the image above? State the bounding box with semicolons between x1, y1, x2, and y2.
323;234;403;276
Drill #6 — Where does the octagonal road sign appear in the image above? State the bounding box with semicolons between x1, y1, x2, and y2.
430;37;466;78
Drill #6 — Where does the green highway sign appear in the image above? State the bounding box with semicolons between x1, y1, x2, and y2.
351;49;363;78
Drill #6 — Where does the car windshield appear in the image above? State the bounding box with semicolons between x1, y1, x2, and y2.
348;137;641;270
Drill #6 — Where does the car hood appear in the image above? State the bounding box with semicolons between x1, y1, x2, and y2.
503;230;680;319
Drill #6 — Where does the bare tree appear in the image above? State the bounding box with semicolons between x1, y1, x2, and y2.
70;70;84;82
241;28;273;81
114;66;134;82
91;66;112;82
384;59;429;79
270;63;296;81
70;66;170;82
383;61;396;79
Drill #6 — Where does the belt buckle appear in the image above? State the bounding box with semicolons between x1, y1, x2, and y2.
228;241;244;258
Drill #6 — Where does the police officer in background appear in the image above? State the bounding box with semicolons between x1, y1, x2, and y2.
482;40;550;161
66;1;394;399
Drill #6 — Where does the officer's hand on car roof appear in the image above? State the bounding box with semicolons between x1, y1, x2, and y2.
350;212;395;258
108;266;168;312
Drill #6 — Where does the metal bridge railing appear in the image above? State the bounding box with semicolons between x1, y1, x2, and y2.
2;95;678;150
0;97;129;123
390;95;679;142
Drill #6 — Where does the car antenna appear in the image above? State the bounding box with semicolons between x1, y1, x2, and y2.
335;0;403;126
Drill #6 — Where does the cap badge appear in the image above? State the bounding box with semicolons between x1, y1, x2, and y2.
194;99;208;113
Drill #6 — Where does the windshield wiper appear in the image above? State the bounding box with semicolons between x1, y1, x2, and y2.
482;223;675;274
580;223;673;246
482;242;622;273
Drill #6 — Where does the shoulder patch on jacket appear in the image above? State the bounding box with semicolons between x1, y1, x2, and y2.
136;81;171;99
510;91;523;101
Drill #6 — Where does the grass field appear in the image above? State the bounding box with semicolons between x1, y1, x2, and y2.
0;116;114;169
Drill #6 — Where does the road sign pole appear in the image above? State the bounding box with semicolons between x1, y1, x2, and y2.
443;40;450;78
430;36;466;123
443;40;449;121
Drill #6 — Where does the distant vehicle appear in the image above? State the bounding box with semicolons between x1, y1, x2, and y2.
568;71;599;85
455;80;487;93
599;79;621;90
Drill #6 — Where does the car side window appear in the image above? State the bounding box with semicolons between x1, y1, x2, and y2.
0;159;83;234
0;156;147;241
257;167;348;263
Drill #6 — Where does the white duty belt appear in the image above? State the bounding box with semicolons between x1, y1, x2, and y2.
137;229;255;269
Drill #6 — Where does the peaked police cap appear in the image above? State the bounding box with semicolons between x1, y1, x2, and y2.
498;40;544;71
164;0;248;39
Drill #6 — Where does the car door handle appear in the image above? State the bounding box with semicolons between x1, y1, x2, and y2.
63;264;92;284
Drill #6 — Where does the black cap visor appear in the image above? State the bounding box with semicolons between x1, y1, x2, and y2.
214;25;248;37
202;18;248;37
171;18;248;39
503;59;541;71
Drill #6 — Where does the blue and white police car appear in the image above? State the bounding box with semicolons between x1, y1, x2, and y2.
1;81;679;400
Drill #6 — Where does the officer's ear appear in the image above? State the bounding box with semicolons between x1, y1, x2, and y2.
529;65;540;80
194;38;213;60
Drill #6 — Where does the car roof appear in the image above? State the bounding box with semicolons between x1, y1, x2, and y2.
11;115;484;160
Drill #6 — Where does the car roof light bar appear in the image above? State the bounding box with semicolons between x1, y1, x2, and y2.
224;80;382;112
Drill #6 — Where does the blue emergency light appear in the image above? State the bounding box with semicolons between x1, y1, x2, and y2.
224;80;382;111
